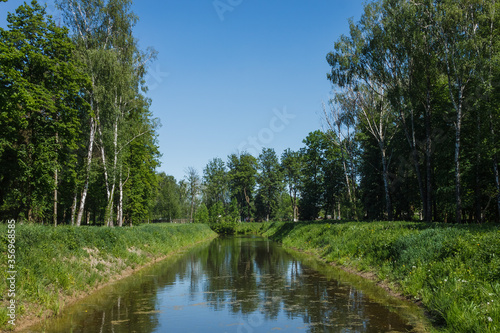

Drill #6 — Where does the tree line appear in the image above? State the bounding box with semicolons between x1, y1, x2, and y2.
324;0;500;223
0;0;160;226
2;0;499;225
155;0;500;224
153;131;347;223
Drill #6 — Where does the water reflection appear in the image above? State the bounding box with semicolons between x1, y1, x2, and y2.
27;236;420;333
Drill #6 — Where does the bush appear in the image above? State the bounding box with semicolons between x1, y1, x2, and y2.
209;221;238;235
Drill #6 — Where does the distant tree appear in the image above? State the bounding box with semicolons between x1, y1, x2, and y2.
209;201;225;223
322;100;359;220
300;131;326;220
153;173;181;221
202;157;228;209
194;203;209;223
227;153;258;221
257;148;284;221
281;149;303;221
185;167;201;223
227;198;240;223
299;131;343;221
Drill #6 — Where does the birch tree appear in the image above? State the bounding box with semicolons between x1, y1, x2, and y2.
57;0;157;226
435;0;482;223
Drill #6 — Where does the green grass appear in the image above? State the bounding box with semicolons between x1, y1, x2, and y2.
236;221;500;332
0;223;217;330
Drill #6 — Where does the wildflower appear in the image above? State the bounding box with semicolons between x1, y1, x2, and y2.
488;317;493;322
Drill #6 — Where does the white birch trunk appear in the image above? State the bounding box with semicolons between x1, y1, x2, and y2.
76;115;96;227
70;192;77;226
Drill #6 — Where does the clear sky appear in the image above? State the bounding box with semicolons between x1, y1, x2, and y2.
1;0;365;181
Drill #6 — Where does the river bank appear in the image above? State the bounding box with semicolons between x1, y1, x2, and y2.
0;223;217;331
236;221;500;333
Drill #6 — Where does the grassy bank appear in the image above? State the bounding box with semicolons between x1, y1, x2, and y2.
237;221;500;332
0;223;217;331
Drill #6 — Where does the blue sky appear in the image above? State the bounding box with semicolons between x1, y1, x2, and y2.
1;0;365;181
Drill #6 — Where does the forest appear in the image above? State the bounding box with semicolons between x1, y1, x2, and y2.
1;0;500;225
155;0;500;225
0;0;160;226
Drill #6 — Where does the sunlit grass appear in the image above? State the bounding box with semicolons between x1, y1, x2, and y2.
0;223;216;330
238;221;500;333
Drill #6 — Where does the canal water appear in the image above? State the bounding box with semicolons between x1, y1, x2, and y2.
25;236;428;332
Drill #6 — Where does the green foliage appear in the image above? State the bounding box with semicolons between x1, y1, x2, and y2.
194;203;209;223
234;222;268;235
153;173;181;221
0;0;161;226
202;158;229;209
256;148;284;221
281;149;302;221
227;153;258;221
209;220;238;235
227;198;240;223
300;130;344;220
325;0;500;223
0;0;89;222
255;221;500;332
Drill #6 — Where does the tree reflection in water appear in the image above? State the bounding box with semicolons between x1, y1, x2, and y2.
198;236;413;333
28;236;419;333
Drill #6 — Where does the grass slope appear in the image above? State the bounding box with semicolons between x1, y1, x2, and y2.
0;223;217;330
237;221;500;333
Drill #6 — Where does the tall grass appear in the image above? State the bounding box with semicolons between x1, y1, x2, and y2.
237;221;500;332
0;223;216;330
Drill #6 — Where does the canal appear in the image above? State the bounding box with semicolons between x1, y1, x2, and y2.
25;236;427;332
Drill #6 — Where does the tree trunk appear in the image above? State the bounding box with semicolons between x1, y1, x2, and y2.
97;114;111;226
487;0;500;221
493;155;500;221
380;144;393;221
54;132;59;227
244;187;251;221
490;108;500;220
289;188;295;221
190;200;194;223
411;144;426;221
475;113;482;223
76;115;96;226
117;170;124;227
54;166;58;227
341;148;357;219
108;115;120;227
399;107;426;221
425;76;433;222
455;101;463;224
70;192;77;226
